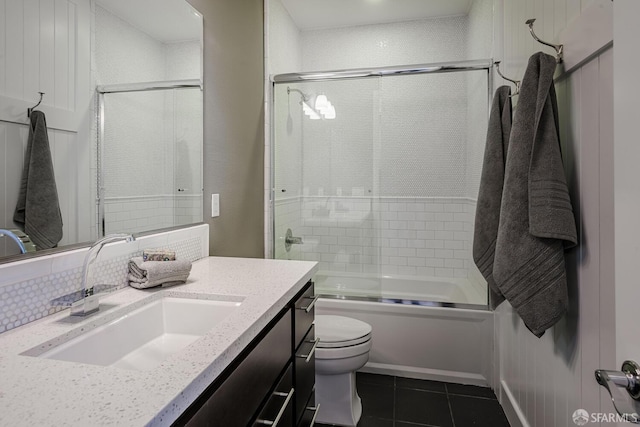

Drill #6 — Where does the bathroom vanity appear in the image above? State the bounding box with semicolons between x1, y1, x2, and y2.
0;257;318;427
175;281;318;426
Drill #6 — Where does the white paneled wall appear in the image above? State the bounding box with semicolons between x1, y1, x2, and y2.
0;0;93;255
0;0;91;126
495;1;614;426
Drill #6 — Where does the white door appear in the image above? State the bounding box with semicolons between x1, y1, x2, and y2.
595;0;640;421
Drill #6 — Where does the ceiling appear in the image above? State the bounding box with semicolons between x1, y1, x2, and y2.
280;0;474;30
96;0;202;43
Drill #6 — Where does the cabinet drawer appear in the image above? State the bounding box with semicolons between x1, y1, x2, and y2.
294;282;316;348
253;364;294;427
297;392;320;427
294;326;317;424
177;310;292;427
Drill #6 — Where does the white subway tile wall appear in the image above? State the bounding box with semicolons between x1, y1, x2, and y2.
277;196;484;285
274;198;302;261
104;197;174;234
0;225;209;334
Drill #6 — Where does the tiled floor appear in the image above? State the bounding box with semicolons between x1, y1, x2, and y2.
317;373;511;427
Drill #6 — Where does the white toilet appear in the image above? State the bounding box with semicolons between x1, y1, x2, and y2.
314;315;373;426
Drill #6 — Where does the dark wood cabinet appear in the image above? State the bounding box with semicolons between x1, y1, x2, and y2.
293;284;318;426
173;281;317;427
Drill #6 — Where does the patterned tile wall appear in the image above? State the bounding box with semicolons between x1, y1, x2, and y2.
265;0;304;257
301;15;468;71
0;225;208;334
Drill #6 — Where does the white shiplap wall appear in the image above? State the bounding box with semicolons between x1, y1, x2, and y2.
495;1;614;426
0;0;92;256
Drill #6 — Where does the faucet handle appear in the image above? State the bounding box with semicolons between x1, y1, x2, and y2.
50;284;118;315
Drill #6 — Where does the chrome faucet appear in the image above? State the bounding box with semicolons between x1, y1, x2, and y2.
0;229;27;254
51;233;136;316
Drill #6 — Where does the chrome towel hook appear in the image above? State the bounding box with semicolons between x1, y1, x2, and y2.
27;92;45;117
494;61;521;96
526;19;563;63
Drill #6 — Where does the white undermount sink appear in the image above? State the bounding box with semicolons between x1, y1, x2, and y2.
36;295;242;371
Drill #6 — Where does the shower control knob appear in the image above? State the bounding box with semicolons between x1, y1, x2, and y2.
285;228;303;252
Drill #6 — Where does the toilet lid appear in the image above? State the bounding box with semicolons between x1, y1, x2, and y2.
315;315;372;348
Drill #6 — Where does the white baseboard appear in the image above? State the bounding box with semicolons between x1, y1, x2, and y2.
361;362;490;387
498;380;529;427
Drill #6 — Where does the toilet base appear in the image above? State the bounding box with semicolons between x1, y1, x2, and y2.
315;371;362;427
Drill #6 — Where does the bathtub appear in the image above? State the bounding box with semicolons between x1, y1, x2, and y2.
314;272;487;306
314;272;494;386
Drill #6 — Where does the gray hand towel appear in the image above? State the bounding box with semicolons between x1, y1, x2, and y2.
493;52;578;337
13;111;63;250
473;85;512;310
128;256;192;289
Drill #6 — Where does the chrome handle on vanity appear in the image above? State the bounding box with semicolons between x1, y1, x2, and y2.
595;360;640;423
297;337;320;363
255;388;295;426
298;295;319;313
306;404;321;426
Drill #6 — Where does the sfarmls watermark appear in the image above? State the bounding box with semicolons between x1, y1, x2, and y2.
573;409;639;425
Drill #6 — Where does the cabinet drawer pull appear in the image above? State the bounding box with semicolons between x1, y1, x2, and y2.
255;387;295;426
306;404;321;427
297;337;320;363
298;295;319;313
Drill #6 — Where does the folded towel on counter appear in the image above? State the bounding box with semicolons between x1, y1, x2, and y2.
493;52;577;338
128;256;191;289
473;85;513;310
142;249;176;261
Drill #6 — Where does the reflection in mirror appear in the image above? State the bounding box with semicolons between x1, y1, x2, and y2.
0;0;203;261
96;0;203;237
98;83;203;236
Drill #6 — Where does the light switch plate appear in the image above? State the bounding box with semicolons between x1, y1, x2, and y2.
211;194;220;217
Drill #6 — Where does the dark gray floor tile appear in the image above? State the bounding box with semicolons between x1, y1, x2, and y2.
357;416;394;427
357;372;395;387
396;377;446;393
449;395;510;427
396;422;442;427
446;383;497;399
395;388;453;427
358;381;395;420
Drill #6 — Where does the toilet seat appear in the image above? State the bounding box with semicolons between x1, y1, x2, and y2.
315;315;372;348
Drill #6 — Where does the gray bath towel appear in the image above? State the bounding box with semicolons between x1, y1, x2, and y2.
493;52;577;337
128;256;192;289
473;85;512;310
13;111;63;250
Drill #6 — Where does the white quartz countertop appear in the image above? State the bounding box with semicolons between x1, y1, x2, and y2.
0;256;317;427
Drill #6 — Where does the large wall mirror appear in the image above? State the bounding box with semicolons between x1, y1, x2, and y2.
0;0;203;261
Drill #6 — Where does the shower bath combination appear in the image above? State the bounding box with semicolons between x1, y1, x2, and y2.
271;59;495;392
272;58;492;308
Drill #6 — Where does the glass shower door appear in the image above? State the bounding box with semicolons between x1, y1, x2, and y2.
101;86;203;235
272;78;383;298
173;87;203;227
